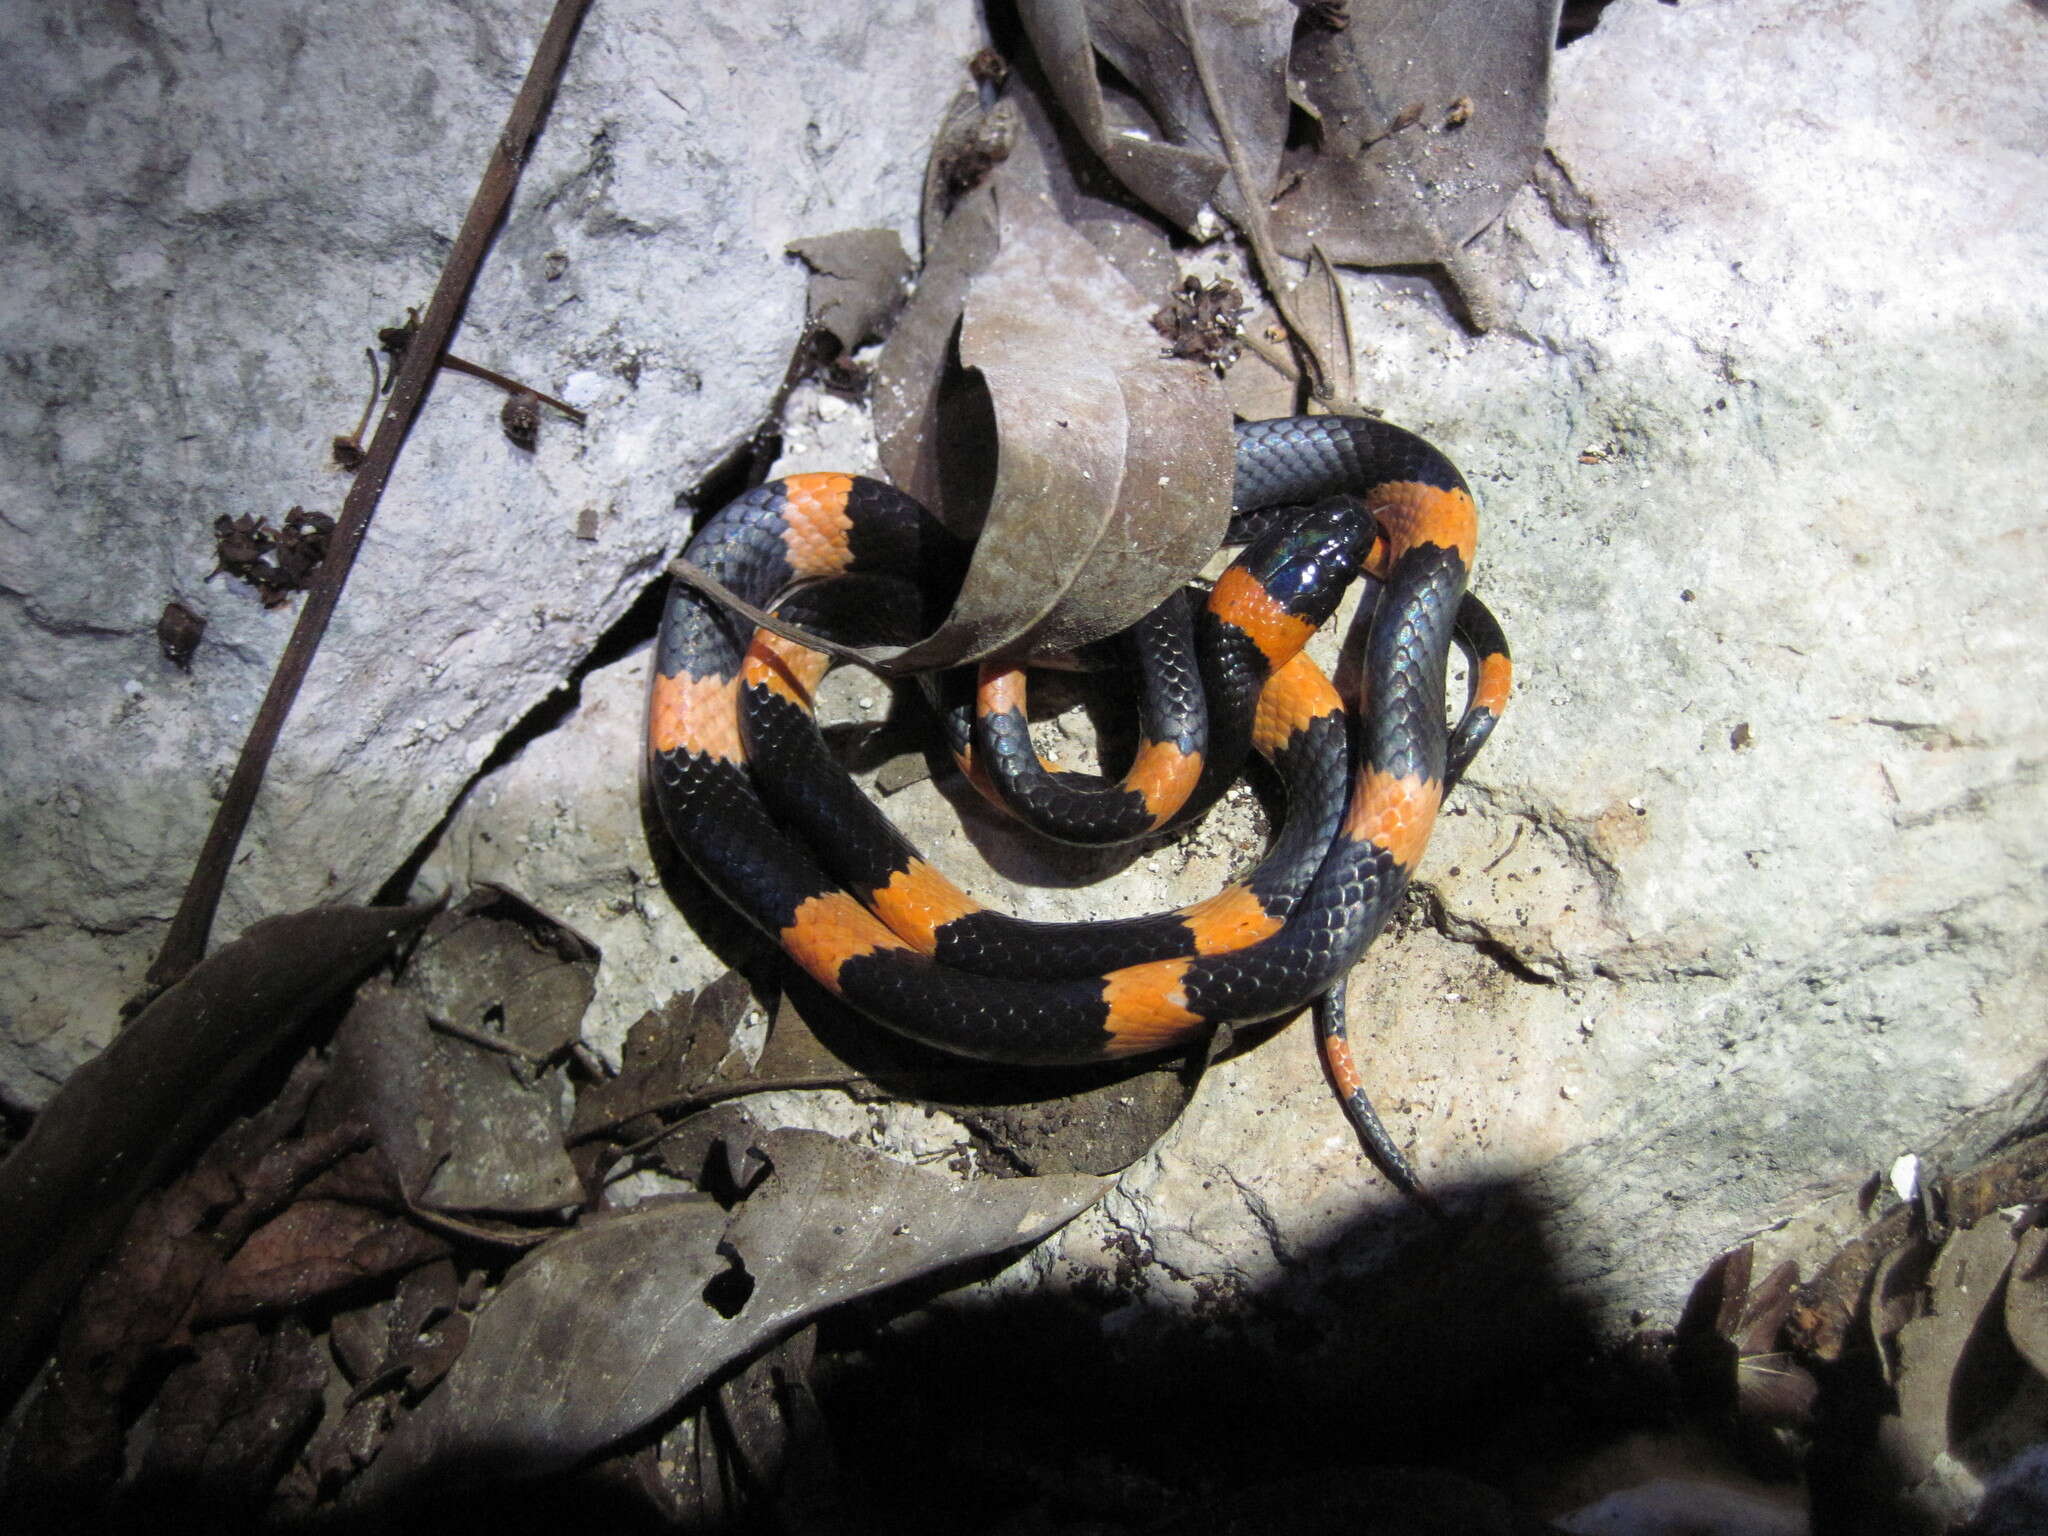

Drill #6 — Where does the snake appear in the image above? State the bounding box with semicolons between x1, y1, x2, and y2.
649;414;1509;1185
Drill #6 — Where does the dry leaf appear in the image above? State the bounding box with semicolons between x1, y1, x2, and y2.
1012;0;1237;231
869;79;1232;668
346;1132;1110;1499
192;1199;450;1323
786;228;913;355
1273;0;1564;272
0;903;437;1400
914;192;1233;662
2005;1225;2048;1379
1877;1218;2018;1485
313;972;584;1217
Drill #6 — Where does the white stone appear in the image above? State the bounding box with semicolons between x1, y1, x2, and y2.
0;0;983;1101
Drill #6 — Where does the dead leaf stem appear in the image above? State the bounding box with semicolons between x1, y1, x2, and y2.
1175;0;1333;400
439;354;587;425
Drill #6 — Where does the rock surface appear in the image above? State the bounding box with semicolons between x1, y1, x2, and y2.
4;0;2043;1386
0;0;982;1095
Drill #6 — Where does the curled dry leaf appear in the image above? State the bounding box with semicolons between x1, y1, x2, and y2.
857;73;1235;669
1018;0;1302;234
1790;1132;2048;1363
693;193;1233;670
922;195;1233;662
345;1131;1111;1499
2005;1225;2048;1379
1875;1216;2028;1512
1013;0;1247;232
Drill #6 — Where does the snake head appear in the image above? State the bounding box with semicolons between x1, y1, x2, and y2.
1234;494;1376;630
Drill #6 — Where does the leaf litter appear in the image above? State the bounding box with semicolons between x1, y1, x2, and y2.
344;1129;1109;1504
5;916;1137;1519
1635;1131;2048;1529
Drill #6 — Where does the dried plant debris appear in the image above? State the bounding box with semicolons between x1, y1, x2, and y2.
587;1323;840;1526
1014;0;1560;319
859;91;1233;671
3;911;1150;1523
922;86;1022;233
1016;0;1268;232
210;506;336;607
3;1053;441;1505
1790;1133;2048;1363
1273;0;1563;271
1153;275;1248;368
346;1130;1109;1505
155;599;205;667
1636;1134;2048;1531
787;228;914;366
0;903;438;1404
498;387;542;449
141;1318;331;1511
569;969;793;1155
308;892;594;1218
575;969;1197;1188
1669;1242;1818;1478
331;346;383;469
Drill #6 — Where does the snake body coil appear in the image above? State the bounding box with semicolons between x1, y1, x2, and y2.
649;416;1509;1074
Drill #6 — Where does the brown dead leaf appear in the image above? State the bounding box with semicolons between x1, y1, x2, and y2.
866;78;1232;669
346;1133;1109;1501
410;885;598;1059
4;1060;379;1500
192;1199;451;1324
1273;0;1563;279
570;969;770;1145
873;184;1003;520
301;895;592;1219
1877;1217;2018;1486
2005;1226;2048;1379
787;229;914;356
694;182;1231;671
136;1318;328;1504
0;902;437;1404
1791;1133;2048;1363
312;970;583;1218
1013;0;1241;231
921;194;1232;662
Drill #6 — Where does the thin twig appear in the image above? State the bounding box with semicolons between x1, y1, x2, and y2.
440;353;587;424
424;1011;555;1067
144;0;593;993
1176;0;1333;401
1309;241;1359;411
